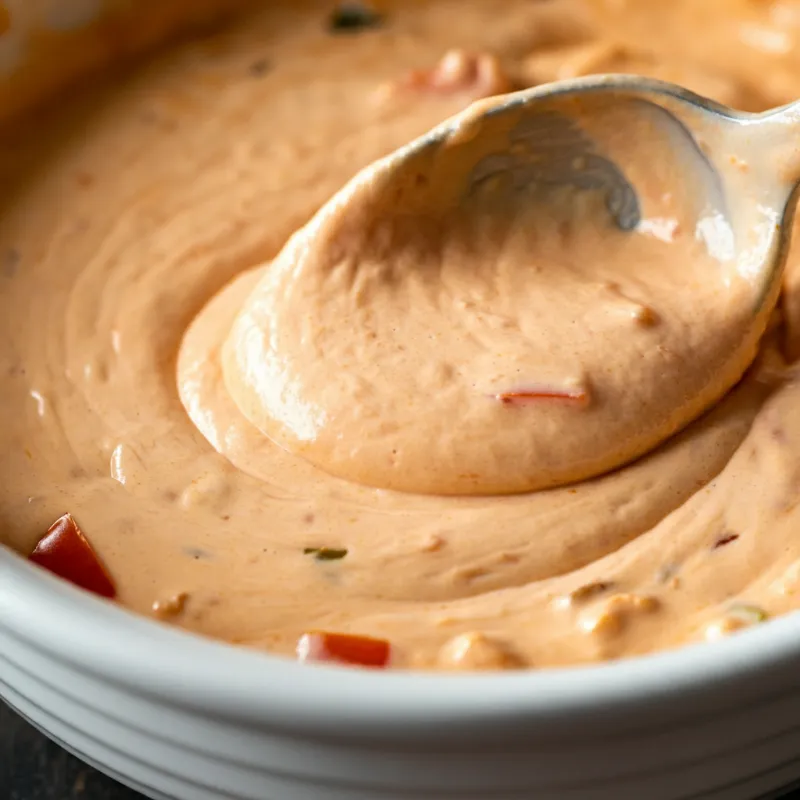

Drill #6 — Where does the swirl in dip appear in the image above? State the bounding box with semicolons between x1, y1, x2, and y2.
3;0;800;670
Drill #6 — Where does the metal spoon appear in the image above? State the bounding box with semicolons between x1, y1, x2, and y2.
231;75;800;495
376;73;800;318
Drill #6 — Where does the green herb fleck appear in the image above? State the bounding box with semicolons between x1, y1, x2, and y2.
304;547;348;561
328;3;383;33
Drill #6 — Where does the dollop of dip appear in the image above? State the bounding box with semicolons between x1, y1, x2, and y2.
4;0;800;670
221;89;767;497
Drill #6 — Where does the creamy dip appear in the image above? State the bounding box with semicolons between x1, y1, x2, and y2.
3;0;800;670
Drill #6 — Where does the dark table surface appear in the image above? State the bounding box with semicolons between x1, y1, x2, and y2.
3;698;800;800
2;701;142;800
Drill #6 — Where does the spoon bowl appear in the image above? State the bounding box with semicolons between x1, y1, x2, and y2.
223;76;800;496
381;74;799;310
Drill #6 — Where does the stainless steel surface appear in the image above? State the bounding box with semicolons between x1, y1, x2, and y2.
376;75;800;316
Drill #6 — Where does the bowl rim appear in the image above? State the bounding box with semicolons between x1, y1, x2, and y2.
4;544;800;741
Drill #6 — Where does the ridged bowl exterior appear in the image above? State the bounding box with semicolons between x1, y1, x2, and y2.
5;549;800;800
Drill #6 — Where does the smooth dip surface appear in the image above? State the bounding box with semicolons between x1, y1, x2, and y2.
3;0;800;670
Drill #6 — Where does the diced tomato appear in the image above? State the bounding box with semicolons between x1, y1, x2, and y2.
29;513;116;599
297;631;391;668
495;388;589;406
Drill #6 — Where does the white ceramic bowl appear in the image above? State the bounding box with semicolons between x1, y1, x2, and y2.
3;4;800;799
4;544;800;800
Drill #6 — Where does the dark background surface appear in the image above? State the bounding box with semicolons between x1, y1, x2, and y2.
2;701;142;800
3;698;800;800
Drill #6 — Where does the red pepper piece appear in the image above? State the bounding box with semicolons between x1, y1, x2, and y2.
495;388;589;406
297;631;391;668
29;513;116;599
